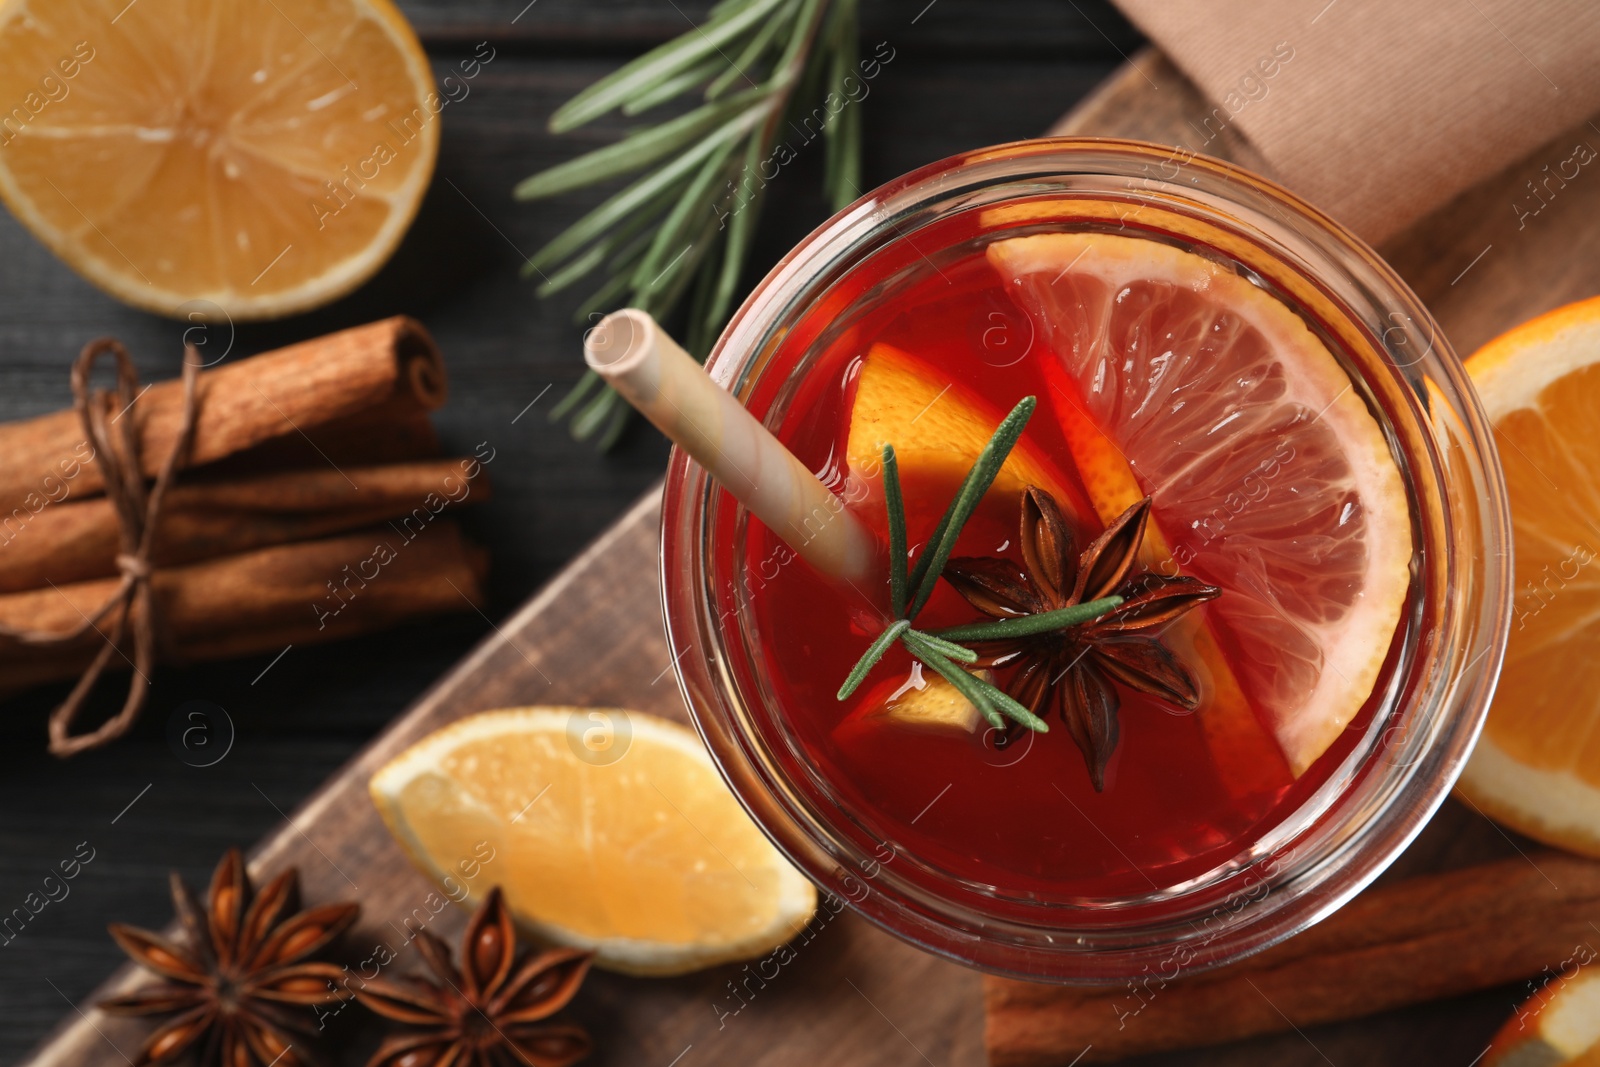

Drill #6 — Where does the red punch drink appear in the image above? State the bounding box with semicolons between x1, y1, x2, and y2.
663;140;1511;980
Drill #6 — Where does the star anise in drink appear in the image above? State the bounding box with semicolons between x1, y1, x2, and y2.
943;489;1221;790
354;886;593;1067
100;848;360;1066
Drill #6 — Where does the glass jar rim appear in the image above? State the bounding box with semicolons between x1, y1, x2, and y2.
661;137;1512;982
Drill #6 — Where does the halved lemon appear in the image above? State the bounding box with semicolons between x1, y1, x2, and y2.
370;708;818;976
0;0;439;319
1458;295;1600;857
989;232;1412;775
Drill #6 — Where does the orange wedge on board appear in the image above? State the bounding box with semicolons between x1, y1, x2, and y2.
370;708;817;976
1457;295;1600;857
0;0;439;319
1483;965;1600;1067
988;232;1411;778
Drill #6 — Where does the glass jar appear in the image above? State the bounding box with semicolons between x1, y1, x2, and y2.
660;138;1512;982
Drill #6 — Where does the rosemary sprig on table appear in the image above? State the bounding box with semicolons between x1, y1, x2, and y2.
516;0;862;449
836;397;1123;733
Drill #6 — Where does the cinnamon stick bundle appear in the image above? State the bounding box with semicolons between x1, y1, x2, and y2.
0;320;492;755
0;316;444;517
0;459;490;593
0;522;487;691
985;852;1600;1065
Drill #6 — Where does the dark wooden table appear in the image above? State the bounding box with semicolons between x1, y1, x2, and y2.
0;1;1139;1059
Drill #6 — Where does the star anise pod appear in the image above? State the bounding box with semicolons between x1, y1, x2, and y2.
943;489;1221;790
100;848;360;1066
354;886;593;1067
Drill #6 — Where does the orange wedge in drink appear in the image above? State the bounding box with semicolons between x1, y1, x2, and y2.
834;669;991;743
1053;394;1292;794
0;0;438;319
846;341;1095;523
1458;295;1600;857
989;232;1411;779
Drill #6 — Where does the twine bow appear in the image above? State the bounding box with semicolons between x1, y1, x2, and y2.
0;339;201;757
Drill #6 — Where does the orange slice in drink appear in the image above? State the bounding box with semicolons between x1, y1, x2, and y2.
846;341;1094;522
834;670;990;743
1457;296;1600;857
1064;401;1292;794
0;0;438;319
989;232;1411;776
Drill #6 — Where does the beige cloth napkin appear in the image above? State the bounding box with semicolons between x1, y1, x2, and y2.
1108;0;1600;244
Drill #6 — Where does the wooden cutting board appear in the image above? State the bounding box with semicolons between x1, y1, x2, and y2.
30;48;1600;1067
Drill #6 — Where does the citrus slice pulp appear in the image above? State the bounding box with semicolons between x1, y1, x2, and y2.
988;232;1412;775
1458;295;1600;857
370;707;818;976
0;0;439;318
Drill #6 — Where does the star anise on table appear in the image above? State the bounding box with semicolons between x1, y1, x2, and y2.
100;848;360;1067
943;489;1221;790
354;887;594;1067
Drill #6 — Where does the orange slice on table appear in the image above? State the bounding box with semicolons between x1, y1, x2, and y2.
370;708;817;976
1484;967;1600;1067
0;0;438;319
988;232;1412;776
1457;295;1600;857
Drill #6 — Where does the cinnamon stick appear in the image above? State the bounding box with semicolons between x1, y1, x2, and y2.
202;397;442;474
0;459;490;593
0;522;486;691
0;317;445;516
985;852;1600;1065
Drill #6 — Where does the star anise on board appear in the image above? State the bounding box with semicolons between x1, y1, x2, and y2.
100;848;360;1066
944;489;1221;790
354;886;594;1067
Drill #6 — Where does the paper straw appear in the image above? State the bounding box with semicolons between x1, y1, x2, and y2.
584;309;878;585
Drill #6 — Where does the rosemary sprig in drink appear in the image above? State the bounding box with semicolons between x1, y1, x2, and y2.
835;397;1124;733
517;0;863;449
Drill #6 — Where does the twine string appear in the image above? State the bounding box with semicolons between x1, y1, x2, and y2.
0;338;202;757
